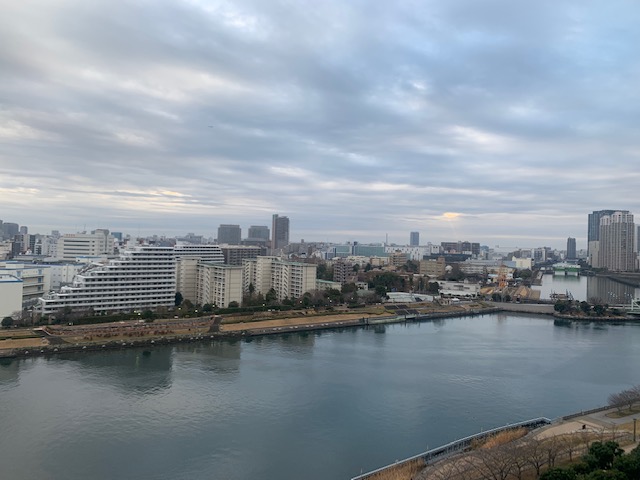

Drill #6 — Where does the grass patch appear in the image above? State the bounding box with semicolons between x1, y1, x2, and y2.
606;406;640;418
474;427;528;450
364;458;426;480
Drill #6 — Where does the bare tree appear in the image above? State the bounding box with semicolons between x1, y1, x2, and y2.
522;438;549;477
469;445;516;480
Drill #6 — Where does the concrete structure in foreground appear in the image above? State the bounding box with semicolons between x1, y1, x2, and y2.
38;245;176;316
0;274;23;318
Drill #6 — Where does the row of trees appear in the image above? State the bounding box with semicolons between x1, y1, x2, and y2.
608;385;640;413
540;441;639;480
424;435;637;480
554;300;621;317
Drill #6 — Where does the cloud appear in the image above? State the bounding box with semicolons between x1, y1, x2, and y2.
1;0;640;249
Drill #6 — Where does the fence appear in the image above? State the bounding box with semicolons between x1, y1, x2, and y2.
350;417;551;480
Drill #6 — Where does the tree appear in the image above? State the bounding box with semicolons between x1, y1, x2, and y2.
374;285;387;299
265;288;278;303
1;316;13;328
341;283;357;294
427;282;440;294
580;301;591;315
539;467;577;480
228;301;239;308
175;292;183;307
583;441;624;470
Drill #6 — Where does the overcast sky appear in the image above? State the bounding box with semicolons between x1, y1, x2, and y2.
1;1;639;249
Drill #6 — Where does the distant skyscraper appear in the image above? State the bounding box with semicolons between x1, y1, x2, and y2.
271;214;290;252
2;222;19;239
19;226;28;235
599;211;635;272
248;225;270;242
217;224;241;245
588;210;628;257
566;237;576;260
410;231;419;246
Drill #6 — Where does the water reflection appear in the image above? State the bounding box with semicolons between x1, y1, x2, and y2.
536;274;639;303
58;347;174;393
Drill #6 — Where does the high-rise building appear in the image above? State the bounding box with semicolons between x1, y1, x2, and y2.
599;212;635;272
2;222;19;239
588;210;628;259
217;224;241;245
38;245;176;315
243;256;316;301
410;232;419;246
271;214;290;252
247;225;270;242
566;237;576;260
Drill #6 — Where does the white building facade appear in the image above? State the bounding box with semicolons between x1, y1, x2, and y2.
0;262;52;306
0;275;23;318
55;231;115;261
197;263;243;308
38;245;176;316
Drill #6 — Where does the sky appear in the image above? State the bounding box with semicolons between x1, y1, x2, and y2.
2;0;640;250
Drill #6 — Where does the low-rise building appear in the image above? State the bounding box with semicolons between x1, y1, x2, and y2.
0;261;51;306
419;257;446;277
0;274;23;318
438;281;480;299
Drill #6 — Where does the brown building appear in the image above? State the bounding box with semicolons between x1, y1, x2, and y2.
419;257;446;277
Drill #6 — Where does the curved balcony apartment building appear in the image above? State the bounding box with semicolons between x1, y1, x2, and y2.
38;245;176;316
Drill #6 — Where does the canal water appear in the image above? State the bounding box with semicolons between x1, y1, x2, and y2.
534;274;640;303
1;313;639;480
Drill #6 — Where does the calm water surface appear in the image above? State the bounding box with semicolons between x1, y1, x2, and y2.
534;273;640;303
1;313;639;480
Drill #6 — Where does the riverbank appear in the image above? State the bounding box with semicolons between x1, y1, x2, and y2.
355;404;640;480
0;302;497;359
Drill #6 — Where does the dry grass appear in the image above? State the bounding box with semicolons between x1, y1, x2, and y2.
475;428;528;449
606;406;640;418
364;458;426;480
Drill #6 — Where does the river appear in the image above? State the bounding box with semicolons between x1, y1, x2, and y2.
534;273;640;303
1;313;639;480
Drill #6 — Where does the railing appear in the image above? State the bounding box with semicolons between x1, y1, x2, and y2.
350;417;551;480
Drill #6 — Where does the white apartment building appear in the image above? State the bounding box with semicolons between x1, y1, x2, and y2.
173;243;224;262
0;275;23;318
243;257;316;301
384;245;441;261
174;244;224;302
197;263;243;308
0;261;52;306
599;211;636;272
55;231;115;260
38;245;175;316
47;263;84;290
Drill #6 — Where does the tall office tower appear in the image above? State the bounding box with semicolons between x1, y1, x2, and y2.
566;237;576;260
271;214;290;252
247;225;270;242
217;224;241;245
2;222;19;239
410;231;419;246
599;212;635;272
19;226;28;235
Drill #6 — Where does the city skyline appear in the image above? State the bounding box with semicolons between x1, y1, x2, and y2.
2;2;640;249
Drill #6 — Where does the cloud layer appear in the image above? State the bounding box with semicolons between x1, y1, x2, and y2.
2;0;640;248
